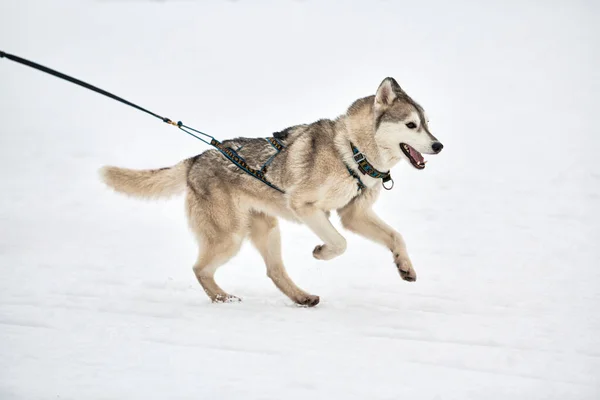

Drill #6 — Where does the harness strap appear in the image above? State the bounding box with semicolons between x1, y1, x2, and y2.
261;137;285;173
349;142;394;190
346;165;366;192
267;137;285;151
209;138;285;193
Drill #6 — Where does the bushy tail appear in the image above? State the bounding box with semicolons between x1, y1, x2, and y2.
99;159;192;199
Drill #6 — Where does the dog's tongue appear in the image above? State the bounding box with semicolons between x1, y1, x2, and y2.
408;146;424;163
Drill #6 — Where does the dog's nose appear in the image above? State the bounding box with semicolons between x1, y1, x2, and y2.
432;142;444;153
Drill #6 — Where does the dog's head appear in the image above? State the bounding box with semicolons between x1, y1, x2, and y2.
373;77;443;170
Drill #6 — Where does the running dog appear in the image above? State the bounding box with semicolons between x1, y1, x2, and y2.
100;77;443;307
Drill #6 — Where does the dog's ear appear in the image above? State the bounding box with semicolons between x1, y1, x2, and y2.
375;77;401;107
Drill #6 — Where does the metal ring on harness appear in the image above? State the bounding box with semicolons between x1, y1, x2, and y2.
382;178;394;191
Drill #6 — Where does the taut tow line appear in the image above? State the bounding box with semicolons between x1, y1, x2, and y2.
0;50;285;193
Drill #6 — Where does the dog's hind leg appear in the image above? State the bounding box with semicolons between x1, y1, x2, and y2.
186;189;245;303
192;236;243;303
249;212;320;307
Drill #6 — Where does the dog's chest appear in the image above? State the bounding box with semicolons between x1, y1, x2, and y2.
315;176;364;210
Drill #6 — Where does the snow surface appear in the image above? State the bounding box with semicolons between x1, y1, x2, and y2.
1;0;599;399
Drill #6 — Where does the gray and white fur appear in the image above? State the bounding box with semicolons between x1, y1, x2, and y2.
100;77;444;307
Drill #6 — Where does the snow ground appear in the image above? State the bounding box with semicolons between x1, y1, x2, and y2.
0;0;599;399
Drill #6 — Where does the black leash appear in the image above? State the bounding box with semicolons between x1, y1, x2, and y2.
0;50;285;193
0;50;177;126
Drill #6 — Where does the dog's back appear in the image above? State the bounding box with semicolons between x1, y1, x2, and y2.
100;130;297;200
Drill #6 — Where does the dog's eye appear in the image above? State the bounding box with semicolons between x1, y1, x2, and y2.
406;122;417;129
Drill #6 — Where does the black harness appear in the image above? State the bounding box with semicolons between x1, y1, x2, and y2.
206;137;285;193
346;165;367;192
261;137;285;173
348;142;394;191
203;137;394;196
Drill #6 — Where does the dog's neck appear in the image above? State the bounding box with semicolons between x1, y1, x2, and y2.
335;97;399;177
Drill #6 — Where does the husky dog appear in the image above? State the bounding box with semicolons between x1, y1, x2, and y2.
100;77;443;307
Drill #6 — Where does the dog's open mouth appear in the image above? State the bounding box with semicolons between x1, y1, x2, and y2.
400;143;426;170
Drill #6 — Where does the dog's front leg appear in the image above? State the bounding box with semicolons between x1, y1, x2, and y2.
339;206;416;282
292;202;347;260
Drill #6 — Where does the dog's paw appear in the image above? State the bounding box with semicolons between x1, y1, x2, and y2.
399;267;416;282
313;243;345;260
295;294;320;308
313;245;327;260
394;253;417;282
212;294;242;303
